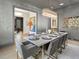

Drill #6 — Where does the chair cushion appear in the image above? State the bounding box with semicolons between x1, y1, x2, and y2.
25;44;36;49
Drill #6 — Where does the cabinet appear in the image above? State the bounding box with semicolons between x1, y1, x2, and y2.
51;15;57;32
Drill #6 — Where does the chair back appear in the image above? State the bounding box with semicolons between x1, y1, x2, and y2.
21;44;39;59
57;36;64;49
58;34;67;48
51;39;59;55
47;38;59;55
63;34;68;42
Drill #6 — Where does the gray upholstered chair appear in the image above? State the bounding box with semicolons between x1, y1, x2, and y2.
21;43;39;59
45;38;59;59
59;31;68;49
57;34;67;53
14;34;39;59
62;34;68;49
57;36;64;53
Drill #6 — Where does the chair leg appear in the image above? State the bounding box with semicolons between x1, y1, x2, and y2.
17;52;18;59
34;56;38;59
58;47;62;54
33;51;41;59
63;42;66;49
55;52;58;59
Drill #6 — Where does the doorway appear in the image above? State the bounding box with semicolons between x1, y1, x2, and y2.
14;7;37;34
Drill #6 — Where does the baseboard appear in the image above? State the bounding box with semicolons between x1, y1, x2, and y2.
68;39;79;41
73;39;79;41
0;43;14;48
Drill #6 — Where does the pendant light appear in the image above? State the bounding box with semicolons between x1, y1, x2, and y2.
42;0;57;18
42;8;57;18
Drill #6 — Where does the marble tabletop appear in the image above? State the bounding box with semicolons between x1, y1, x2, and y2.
24;32;68;47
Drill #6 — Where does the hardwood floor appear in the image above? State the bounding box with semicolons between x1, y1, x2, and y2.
0;45;17;59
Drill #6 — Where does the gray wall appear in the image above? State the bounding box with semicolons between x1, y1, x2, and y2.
57;3;79;40
0;0;50;46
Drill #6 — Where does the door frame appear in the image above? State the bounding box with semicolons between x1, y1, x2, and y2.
13;6;38;43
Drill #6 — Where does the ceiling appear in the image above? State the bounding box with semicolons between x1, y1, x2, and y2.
24;0;79;10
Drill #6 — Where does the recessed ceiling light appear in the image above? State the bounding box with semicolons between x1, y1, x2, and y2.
59;3;64;6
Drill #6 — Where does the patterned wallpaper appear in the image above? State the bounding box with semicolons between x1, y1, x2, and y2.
64;16;79;28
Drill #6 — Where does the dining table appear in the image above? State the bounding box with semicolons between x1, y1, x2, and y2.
23;32;68;59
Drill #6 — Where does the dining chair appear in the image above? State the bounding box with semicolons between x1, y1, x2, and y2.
57;36;64;53
45;38;59;59
21;43;39;59
59;31;68;49
14;34;39;59
57;34;67;53
62;34;68;49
